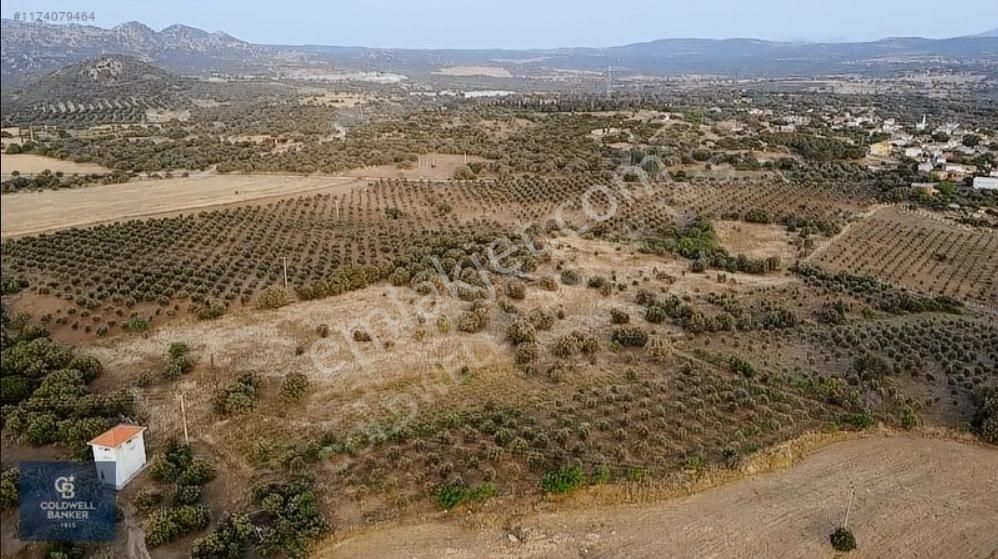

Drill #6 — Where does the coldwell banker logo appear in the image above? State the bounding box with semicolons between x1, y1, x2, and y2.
55;476;75;499
19;462;116;541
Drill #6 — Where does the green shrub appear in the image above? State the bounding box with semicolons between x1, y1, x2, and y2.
256;287;289;310
829;527;857;552
611;328;648;348
251;480;329;558
190;513;254;559
177;460;216;486
506;318;536;345
195;302;227;320
0;468;19;508
126;316;150;333
899;405;920;430
215;373;261;416
433;482;497;510
167;342;191;361
171;485;203;506
728;355;756;378
841;411;876;430
973;388;998;444
541;464;584;494
610;308;630;324
559;269;581;285
144;504;210;547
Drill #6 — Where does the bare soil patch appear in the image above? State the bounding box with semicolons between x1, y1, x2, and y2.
433;66;513;78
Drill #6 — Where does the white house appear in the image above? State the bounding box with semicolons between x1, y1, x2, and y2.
88;424;148;489
973;177;998;190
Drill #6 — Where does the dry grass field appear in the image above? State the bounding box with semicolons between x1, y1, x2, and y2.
0;173;362;237
1;153;111;177
318;434;998;559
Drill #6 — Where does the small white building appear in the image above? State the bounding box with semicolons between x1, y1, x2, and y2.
973;176;998;191
88;424;148;490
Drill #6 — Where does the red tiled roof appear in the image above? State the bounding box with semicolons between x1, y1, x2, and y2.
88;424;146;448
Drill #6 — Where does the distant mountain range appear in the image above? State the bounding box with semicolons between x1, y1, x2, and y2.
3;19;998;86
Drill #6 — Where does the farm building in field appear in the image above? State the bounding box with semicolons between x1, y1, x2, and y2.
973;177;998;190
88;424;148;489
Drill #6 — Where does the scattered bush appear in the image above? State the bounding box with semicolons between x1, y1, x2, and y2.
829;527;857;552
515;342;540;365
506;318;536;345
0;468;19;509
190;513;254;559
728;355;756;378
973;388;998;444
215;373;262;416
252;480;329;558
281;372;310;402
144;504;210;547
257;287;289;309
646;336;672;360
527;307;556;330
611;328;648;348
610;308;630;324
506;280;526;300
559;270;581;285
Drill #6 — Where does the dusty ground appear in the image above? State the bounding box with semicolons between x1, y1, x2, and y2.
714;220;798;261
1;153;111;177
0;174;362;237
317;434;998;559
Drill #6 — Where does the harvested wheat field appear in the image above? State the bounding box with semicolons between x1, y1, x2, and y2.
1;153;111;176
0;173;362;237
319;434;998;559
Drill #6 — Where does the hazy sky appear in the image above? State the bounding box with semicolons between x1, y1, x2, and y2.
2;0;995;48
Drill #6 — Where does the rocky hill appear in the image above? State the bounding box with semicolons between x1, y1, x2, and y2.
1;20;285;86
1;55;191;126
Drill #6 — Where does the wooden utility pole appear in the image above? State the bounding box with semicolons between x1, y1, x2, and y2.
281;256;289;291
843;487;855;529
179;393;190;444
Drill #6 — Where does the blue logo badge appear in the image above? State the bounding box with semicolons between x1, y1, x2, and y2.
19;461;117;542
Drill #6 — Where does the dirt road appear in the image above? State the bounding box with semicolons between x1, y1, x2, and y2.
318;435;998;559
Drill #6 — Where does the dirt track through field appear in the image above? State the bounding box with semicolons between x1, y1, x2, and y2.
318;435;998;559
1;174;362;237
